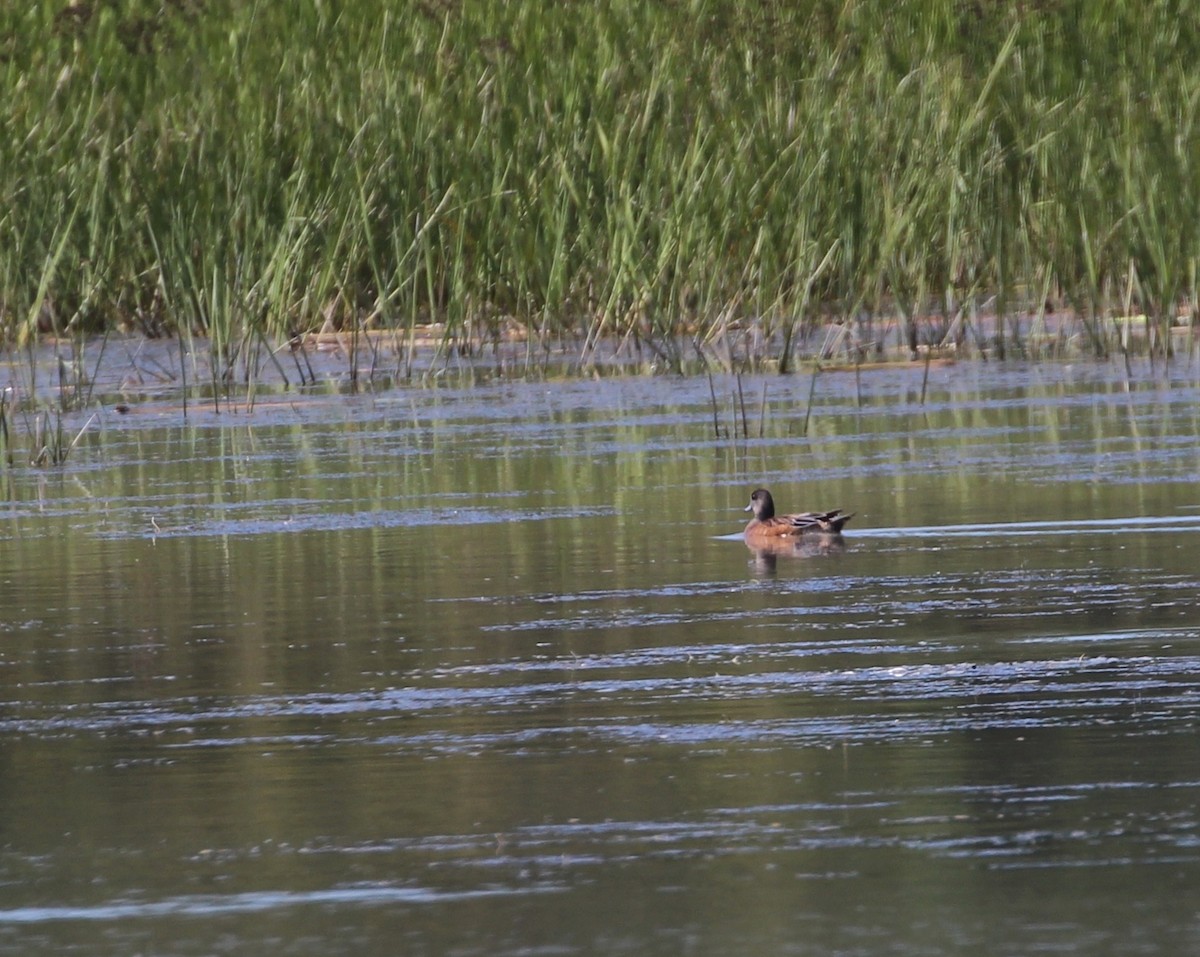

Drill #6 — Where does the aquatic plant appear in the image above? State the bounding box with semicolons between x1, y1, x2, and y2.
27;407;94;467
1;1;1199;364
0;388;10;469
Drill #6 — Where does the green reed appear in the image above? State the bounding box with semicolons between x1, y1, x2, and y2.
0;389;10;469
2;0;1199;363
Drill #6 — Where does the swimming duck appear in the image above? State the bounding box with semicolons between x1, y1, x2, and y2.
743;488;852;542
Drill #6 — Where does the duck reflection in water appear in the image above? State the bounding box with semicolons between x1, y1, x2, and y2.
742;488;852;573
747;533;848;574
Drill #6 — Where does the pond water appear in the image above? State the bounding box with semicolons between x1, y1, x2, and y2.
2;351;1200;955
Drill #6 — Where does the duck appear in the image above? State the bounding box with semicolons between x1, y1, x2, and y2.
743;488;853;542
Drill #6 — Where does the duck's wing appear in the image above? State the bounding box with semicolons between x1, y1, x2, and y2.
785;509;854;534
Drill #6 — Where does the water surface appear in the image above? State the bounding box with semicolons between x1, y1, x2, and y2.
2;356;1199;955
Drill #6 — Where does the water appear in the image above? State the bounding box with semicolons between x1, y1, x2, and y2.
2;353;1200;955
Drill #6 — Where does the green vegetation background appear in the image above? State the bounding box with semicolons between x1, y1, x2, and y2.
2;0;1199;355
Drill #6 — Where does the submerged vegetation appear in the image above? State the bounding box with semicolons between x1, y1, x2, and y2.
2;0;1200;365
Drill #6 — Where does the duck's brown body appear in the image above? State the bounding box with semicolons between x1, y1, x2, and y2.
743;488;852;543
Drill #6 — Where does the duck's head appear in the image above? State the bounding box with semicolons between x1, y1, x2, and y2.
745;488;775;520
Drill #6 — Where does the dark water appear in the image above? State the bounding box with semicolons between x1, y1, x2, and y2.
2;355;1200;955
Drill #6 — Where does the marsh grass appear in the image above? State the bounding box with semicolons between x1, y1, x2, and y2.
0;390;11;469
28;408;95;467
2;1;1200;367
